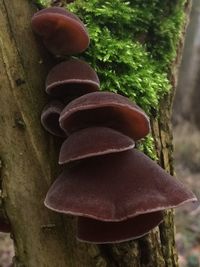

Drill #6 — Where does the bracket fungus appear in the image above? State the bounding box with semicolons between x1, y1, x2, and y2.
46;59;100;98
31;7;89;55
59;92;150;140
31;6;197;244
59;127;135;164
45;150;196;221
41;101;65;137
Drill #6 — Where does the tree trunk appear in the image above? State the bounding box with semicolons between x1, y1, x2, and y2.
0;1;191;266
173;0;200;124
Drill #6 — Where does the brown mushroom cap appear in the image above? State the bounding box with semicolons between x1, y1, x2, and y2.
77;211;163;244
31;7;89;55
59;92;150;140
46;59;100;98
45;149;197;221
41;101;66;137
59;127;135;164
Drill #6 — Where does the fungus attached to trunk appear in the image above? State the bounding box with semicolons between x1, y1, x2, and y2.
59;92;150;140
31;7;89;55
77;211;164;244
41;101;65;137
45;149;196;221
59;127;135;164
46;59;100;98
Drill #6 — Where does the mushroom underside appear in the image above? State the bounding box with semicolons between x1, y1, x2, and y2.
77;211;164;244
46;82;99;98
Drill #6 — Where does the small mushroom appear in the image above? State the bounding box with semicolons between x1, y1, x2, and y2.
45;149;196;221
59;127;135;164
59;92;150;140
41;101;66;137
77;211;163;244
46;59;100;98
31;7;89;55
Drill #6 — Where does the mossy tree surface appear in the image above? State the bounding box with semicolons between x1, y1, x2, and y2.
0;0;191;266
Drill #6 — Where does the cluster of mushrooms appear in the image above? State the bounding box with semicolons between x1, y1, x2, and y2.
31;7;197;243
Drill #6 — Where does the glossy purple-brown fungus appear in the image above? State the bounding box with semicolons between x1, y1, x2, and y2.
31;7;89;55
59;127;135;164
46;59;100;98
45;149;197;221
41;101;65;137
77;211;163;244
59;92;150;140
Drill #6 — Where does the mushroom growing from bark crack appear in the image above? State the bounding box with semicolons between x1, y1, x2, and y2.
31;7;89;55
59;91;150;140
46;58;100;98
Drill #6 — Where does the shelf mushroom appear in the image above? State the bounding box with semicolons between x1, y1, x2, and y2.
31;7;89;55
59;127;135;164
41;101;66;137
77;211;164;244
59;92;150;140
46;59;100;98
45;149;196;222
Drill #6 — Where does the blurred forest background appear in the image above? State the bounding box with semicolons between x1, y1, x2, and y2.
0;1;200;266
173;0;200;266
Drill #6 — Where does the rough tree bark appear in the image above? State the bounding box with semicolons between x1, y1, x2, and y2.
0;1;191;266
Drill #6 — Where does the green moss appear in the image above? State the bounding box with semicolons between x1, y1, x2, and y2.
34;0;51;7
37;0;187;158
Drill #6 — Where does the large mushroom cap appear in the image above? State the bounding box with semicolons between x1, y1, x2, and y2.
31;7;89;55
41;101;66;137
77;211;163;244
45;149;197;221
46;59;100;98
59;92;150;140
59;127;135;164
